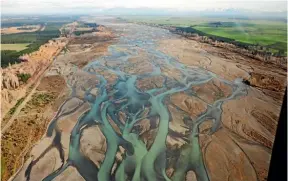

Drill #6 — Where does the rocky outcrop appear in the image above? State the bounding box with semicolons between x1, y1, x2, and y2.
245;72;286;92
2;71;20;89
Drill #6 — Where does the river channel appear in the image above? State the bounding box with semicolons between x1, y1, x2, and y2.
23;19;248;181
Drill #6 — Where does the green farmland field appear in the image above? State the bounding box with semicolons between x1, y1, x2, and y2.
193;22;287;50
1;44;30;51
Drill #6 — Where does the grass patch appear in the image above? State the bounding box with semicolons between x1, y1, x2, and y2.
9;97;25;115
1;44;30;51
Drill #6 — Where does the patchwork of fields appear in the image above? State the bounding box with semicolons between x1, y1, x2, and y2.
194;21;287;52
1;17;75;67
1;17;101;68
123;16;287;54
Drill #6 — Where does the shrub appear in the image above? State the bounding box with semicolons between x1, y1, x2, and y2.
9;97;25;115
17;73;31;83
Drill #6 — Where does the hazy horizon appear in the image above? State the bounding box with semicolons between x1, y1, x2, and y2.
1;0;287;15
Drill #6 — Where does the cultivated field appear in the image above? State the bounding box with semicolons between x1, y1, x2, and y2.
1;25;41;35
122;16;287;54
1;44;30;51
1;16;75;67
194;21;287;52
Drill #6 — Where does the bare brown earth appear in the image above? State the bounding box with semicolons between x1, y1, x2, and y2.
158;38;286;96
1;26;114;181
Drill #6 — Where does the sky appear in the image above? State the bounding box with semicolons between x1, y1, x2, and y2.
1;0;287;14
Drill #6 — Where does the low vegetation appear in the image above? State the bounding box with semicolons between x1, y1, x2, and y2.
17;73;31;83
8;97;25;115
31;93;55;107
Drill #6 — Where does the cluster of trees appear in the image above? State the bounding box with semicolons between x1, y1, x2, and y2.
206;21;250;28
73;30;94;36
1;22;35;28
83;23;98;28
17;27;35;30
